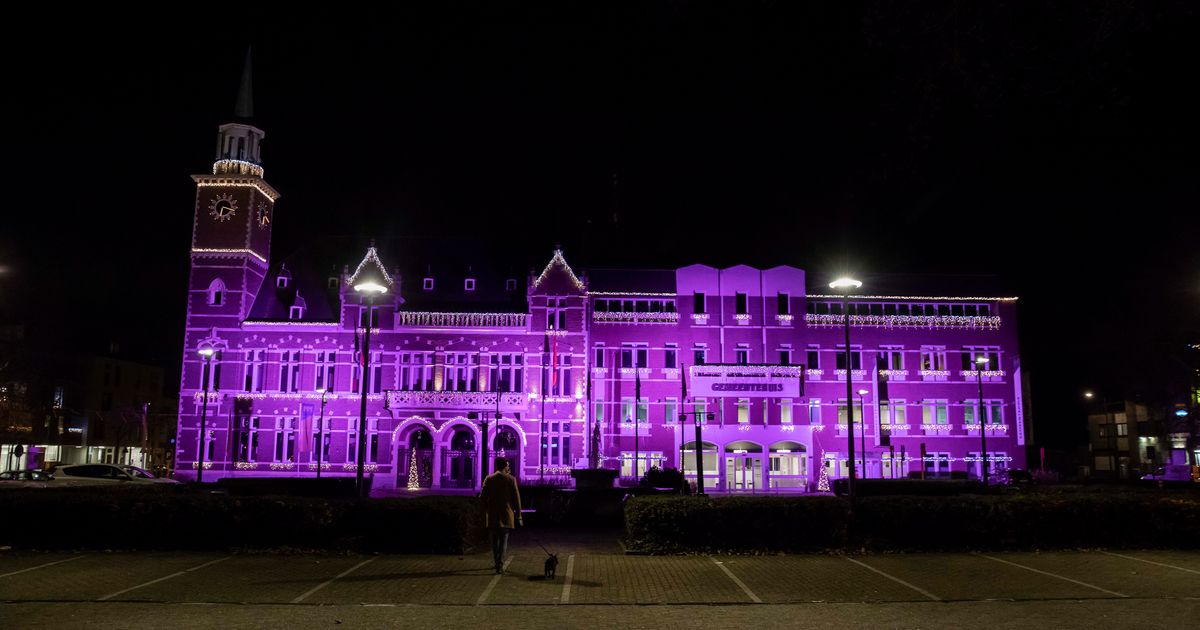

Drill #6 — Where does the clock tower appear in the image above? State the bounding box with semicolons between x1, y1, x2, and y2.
186;50;279;330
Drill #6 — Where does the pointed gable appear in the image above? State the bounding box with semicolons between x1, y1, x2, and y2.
347;245;395;291
531;249;586;295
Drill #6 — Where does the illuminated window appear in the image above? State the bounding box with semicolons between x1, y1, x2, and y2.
423;278;434;291
464;278;476;291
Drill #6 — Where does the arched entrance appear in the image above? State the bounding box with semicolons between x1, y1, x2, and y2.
724;441;764;492
442;428;477;489
492;427;521;482
398;428;434;489
681;440;718;492
768;441;808;490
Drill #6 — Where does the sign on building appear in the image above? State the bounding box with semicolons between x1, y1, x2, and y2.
689;365;804;398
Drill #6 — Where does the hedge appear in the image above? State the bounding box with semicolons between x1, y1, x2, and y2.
624;495;848;553
624;492;1200;553
0;487;483;553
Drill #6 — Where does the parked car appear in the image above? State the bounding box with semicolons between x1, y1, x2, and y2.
0;469;56;488
1141;464;1197;482
1004;469;1034;486
50;463;180;487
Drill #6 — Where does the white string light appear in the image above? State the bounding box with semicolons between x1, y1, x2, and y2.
805;314;1002;329
347;246;395;288
193;177;281;201
192;248;267;263
533;249;585;292
807;294;1018;302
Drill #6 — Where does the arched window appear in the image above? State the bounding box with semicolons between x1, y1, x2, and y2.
207;279;226;306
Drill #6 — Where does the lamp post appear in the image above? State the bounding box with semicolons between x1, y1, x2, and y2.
830;276;862;500
1084;390;1116;476
316;388;329;479
353;281;388;499
857;388;869;479
976;355;990;486
196;347;214;484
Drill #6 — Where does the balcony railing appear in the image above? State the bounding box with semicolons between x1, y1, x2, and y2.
385;389;527;411
805;313;1002;330
592;311;680;325
398;311;527;328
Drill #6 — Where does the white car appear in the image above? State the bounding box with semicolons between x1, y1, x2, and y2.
52;464;180;486
1141;464;1196;482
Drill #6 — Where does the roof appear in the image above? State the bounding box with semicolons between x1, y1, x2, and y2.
587;268;677;294
246;251;340;322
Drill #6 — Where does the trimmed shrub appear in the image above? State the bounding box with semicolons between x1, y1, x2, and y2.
624;495;848;553
624;491;1200;553
0;487;481;553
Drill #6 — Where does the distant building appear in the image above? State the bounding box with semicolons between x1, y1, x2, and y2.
1085;400;1171;479
0;350;176;473
175;64;1030;492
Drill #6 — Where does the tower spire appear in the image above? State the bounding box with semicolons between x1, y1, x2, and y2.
234;47;254;120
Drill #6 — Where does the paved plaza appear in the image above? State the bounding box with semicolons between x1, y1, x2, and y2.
2;533;1198;628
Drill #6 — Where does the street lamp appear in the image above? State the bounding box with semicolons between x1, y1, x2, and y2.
1084;390;1115;477
353;279;388;499
196;347;214;484
316;388;329;479
975;355;990;486
857;388;869;479
830;276;862;499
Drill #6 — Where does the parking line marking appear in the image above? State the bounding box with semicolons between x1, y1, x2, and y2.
975;553;1128;598
710;557;762;603
98;556;232;601
0;555;85;579
1099;550;1200;575
559;554;576;604
475;557;513;606
845;557;942;602
290;557;377;604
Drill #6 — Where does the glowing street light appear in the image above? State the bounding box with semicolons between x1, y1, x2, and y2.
829;275;862;499
353;274;388;498
196;346;215;484
975;355;990;486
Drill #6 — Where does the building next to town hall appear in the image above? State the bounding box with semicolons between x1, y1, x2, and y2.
176;70;1029;492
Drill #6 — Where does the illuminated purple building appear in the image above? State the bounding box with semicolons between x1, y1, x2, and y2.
177;92;1028;492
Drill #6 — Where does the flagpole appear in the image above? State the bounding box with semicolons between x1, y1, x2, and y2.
541;332;548;483
635;369;641;483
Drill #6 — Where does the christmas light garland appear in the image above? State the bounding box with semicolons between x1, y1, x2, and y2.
192;248;267;263
533;249;586;292
398;311;527;328
805;314;1002;329
807;294;1019;302
347;246;395;288
592;311;680;324
193;176;280;201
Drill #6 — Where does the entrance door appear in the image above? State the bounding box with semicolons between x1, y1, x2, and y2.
725;454;762;491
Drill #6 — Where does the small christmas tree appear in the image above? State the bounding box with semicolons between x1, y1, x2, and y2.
816;458;831;492
407;451;420;490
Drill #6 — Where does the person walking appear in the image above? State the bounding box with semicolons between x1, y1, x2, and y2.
480;457;522;574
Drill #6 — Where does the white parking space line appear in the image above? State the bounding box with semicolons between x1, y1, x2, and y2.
0;555;85;579
845;557;942;602
559;554;576;604
710;557;762;603
98;556;232;601
1099;550;1200;576
475;557;513;606
975;553;1128;598
290;557;378;604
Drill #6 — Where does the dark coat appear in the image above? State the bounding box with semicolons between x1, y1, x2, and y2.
481;471;522;529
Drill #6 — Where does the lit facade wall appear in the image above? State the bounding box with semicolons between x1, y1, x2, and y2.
176;120;1026;493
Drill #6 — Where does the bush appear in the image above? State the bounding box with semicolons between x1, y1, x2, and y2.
624;491;1200;553
639;466;685;491
624;495;849;553
0;487;481;553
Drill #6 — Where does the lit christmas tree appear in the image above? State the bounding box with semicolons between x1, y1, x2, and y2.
407;450;420;490
816;456;831;493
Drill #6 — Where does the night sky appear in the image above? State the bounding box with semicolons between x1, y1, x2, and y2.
5;3;1198;452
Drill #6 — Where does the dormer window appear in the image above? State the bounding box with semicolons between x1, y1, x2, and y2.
423;278;435;291
277;276;289;289
328;277;338;290
289;305;304;320
465;278;476;291
506;278;517;291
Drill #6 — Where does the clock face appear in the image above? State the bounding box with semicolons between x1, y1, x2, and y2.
256;202;271;228
208;194;238;222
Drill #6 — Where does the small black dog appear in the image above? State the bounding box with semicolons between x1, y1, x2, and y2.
544;553;559;579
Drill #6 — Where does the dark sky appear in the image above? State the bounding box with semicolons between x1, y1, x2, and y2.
4;3;1198;450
